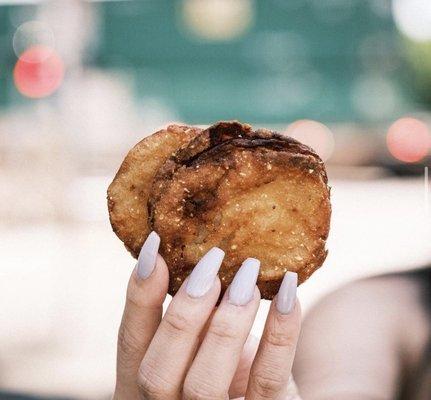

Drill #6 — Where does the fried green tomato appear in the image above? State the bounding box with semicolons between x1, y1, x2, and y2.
149;121;331;299
108;124;202;258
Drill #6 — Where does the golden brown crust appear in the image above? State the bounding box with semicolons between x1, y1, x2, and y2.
107;125;202;258
149;121;331;299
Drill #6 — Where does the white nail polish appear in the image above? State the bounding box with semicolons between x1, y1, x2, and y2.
228;258;260;306
276;272;297;314
186;247;225;298
137;231;160;279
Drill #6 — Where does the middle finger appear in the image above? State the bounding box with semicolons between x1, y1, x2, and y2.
138;247;224;399
184;258;261;400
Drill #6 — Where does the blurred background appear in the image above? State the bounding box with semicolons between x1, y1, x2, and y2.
0;0;431;398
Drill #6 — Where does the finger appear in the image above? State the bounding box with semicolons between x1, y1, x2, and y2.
115;232;169;398
246;272;301;400
229;335;260;398
137;247;225;399
183;258;261;400
199;319;260;397
199;318;260;397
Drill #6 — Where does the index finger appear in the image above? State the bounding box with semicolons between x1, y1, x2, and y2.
246;272;301;400
115;232;169;398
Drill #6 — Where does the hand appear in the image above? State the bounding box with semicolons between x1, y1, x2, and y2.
113;231;302;399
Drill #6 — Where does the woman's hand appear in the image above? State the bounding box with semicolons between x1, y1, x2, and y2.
113;232;301;399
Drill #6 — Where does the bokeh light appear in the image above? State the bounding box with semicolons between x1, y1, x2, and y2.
386;117;431;163
181;0;254;41
13;21;55;61
285;120;335;161
13;45;64;99
392;0;431;42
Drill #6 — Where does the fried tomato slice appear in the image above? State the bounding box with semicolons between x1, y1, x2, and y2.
108;124;202;258
149;121;331;299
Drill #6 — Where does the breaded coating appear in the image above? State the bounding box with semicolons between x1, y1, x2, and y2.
149;121;331;299
107;124;202;258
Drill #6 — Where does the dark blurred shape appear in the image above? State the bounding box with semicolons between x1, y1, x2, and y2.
0;392;74;400
381;156;431;176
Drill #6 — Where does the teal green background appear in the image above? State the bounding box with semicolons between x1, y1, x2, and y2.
0;1;425;124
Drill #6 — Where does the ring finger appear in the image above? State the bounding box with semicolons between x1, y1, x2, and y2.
246;272;301;399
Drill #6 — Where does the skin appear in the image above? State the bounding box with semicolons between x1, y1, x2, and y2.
293;275;431;400
113;251;431;399
113;253;302;400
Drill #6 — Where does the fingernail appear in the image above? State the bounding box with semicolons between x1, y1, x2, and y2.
186;247;225;298
136;231;160;279
228;258;260;306
276;272;298;314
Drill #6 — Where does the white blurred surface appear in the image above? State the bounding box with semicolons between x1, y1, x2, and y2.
0;176;430;398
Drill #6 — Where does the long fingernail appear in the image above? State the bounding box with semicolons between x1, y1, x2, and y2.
228;258;260;306
186;247;225;298
136;231;160;279
276;272;298;314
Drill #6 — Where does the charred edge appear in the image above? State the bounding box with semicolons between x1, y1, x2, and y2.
182;136;325;175
208;120;253;146
170;121;326;177
181;122;324;169
206;122;321;159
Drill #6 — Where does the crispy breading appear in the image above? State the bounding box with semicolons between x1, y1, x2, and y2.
107;124;202;258
149;121;331;299
108;121;331;299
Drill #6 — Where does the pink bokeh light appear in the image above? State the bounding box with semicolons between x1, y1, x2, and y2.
13;45;64;99
386;117;431;163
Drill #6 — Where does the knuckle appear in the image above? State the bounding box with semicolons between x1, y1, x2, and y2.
126;284;145;309
250;370;286;398
265;315;298;348
162;308;192;335
117;324;142;360
126;278;162;309
183;378;224;400
265;327;296;348
126;278;164;311
138;364;174;399
207;320;238;346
